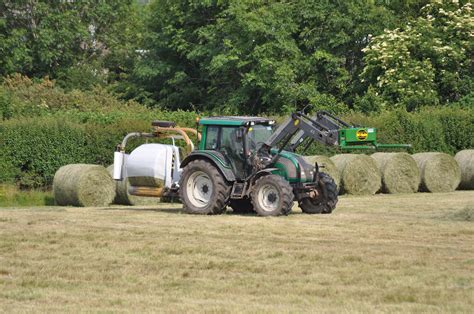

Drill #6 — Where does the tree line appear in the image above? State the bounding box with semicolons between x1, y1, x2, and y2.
1;0;472;115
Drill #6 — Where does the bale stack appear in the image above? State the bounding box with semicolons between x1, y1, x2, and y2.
107;165;161;206
53;164;115;207
330;154;381;195
454;149;474;190
371;152;420;194
412;152;461;192
304;155;341;188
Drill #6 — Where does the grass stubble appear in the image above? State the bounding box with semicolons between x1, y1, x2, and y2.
0;192;473;312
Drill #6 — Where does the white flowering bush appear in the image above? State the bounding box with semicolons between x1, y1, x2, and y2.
360;1;473;111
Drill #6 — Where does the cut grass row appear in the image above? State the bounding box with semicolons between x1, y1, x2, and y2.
0;191;473;312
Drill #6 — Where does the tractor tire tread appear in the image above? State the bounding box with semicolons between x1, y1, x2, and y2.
251;175;293;216
321;172;338;214
300;172;338;214
179;159;230;215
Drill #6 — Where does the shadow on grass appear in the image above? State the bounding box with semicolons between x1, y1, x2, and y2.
100;205;265;217
95;203;307;217
100;205;184;214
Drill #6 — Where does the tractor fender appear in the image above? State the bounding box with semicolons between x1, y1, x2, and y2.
180;151;236;182
249;168;279;185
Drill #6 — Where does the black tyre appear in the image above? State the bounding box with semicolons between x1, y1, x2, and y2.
299;173;338;214
229;198;254;214
179;160;230;214
251;175;293;216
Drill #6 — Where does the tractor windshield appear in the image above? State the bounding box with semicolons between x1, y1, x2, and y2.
247;124;273;151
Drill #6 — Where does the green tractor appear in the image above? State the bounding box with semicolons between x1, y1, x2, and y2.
179;116;333;216
178;111;409;216
114;111;409;216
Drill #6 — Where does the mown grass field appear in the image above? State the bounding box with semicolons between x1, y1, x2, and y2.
0;192;473;312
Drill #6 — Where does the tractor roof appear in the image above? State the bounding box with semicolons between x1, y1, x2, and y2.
199;116;275;127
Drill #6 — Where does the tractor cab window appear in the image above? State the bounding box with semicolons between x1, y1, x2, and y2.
205;126;219;150
247;124;273;151
220;127;244;155
220;127;246;177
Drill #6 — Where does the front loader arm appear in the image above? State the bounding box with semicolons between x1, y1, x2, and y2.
262;112;341;153
255;112;342;169
259;110;410;162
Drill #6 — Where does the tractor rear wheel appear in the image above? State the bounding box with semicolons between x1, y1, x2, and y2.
229;198;254;214
299;173;338;214
251;175;293;216
179;160;230;214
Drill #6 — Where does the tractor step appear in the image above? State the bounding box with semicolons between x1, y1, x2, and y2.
231;182;247;199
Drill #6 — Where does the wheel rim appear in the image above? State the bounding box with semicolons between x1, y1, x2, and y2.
186;171;213;208
257;183;280;212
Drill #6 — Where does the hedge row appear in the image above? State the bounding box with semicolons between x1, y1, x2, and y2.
0;75;198;126
0;117;151;188
1;106;472;189
0;75;472;188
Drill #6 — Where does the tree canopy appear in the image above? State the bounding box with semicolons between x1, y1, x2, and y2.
0;0;471;114
360;1;473;112
0;0;141;89
132;0;404;114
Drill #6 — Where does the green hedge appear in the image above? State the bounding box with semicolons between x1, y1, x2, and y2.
0;117;150;188
1;106;471;189
0;76;471;189
0;111;200;189
0;77;203;188
0;118;87;188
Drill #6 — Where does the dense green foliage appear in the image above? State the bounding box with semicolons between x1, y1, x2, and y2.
1;1;471;114
0;77;198;188
127;0;472;114
131;0;401;113
0;1;472;189
0;0;141;90
360;1;473;112
0;78;471;189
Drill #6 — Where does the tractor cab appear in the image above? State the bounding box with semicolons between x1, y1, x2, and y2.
197;117;275;179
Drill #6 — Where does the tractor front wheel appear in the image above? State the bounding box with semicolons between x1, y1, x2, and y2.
299;173;338;214
179;160;230;214
251;175;293;216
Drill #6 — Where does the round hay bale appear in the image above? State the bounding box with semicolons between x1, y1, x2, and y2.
412;152;461;192
371;152;420;194
53;164;115;207
107;165;161;206
454;149;474;190
330;154;381;195
304;155;340;188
